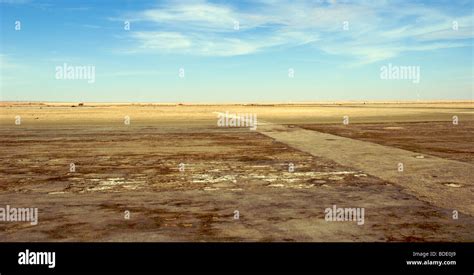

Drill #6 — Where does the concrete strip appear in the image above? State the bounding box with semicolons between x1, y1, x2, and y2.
259;124;474;216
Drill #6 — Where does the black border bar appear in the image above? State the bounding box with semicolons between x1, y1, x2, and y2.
0;242;472;274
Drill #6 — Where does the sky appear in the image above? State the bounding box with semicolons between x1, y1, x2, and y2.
0;0;473;102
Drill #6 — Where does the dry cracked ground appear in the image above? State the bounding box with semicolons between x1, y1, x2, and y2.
0;102;473;241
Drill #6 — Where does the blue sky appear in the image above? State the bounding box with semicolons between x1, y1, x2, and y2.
0;0;472;102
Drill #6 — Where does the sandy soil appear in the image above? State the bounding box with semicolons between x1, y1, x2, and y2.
0;102;472;241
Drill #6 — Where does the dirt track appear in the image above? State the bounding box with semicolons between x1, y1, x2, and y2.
260;123;474;216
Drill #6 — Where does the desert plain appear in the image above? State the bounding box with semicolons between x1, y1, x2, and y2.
0;101;472;241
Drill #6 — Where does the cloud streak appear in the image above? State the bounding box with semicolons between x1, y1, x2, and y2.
104;1;474;63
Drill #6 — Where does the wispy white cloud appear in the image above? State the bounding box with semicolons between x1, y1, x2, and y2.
128;30;318;56
140;3;239;31
116;0;473;64
133;32;192;51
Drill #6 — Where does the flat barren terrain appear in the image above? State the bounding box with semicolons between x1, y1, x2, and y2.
0;102;472;241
